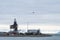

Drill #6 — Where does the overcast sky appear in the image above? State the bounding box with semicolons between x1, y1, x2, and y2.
0;0;60;25
0;0;60;33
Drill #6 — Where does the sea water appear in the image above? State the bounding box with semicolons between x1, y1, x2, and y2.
0;36;60;40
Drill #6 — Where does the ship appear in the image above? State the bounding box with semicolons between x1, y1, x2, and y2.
0;18;52;37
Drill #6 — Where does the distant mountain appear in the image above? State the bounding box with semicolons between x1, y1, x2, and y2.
53;32;60;36
57;32;60;34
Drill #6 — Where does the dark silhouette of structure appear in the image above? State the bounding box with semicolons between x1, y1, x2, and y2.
10;18;18;31
7;18;52;36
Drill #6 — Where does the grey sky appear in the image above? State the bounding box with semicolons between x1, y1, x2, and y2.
0;0;60;25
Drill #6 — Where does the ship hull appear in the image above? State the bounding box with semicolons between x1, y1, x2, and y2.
0;34;52;37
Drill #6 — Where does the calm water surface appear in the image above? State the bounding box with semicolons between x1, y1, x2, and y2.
0;36;60;40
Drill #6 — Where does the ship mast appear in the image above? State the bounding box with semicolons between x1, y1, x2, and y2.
27;22;28;32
